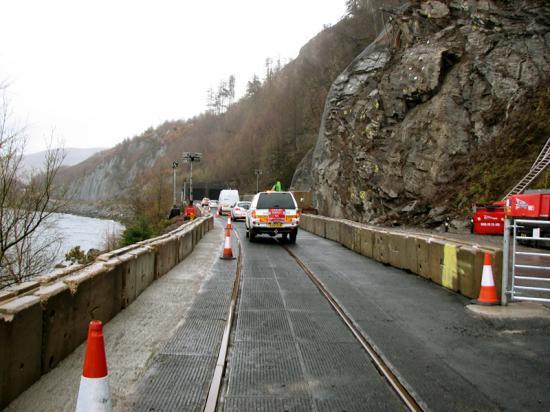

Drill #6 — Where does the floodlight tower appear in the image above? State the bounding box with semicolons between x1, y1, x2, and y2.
182;152;202;203
172;161;179;207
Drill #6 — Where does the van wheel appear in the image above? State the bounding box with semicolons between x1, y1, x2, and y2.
249;229;256;242
246;229;249;238
289;230;297;244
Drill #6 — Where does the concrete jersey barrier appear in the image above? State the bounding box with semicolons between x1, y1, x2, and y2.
300;214;503;300
0;216;214;409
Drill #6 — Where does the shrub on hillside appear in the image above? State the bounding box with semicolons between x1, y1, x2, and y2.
65;246;100;264
121;216;154;246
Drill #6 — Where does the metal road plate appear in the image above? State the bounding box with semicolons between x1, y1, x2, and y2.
235;309;294;342
282;291;334;312
239;290;285;310
161;318;226;356
288;312;357;343
131;354;216;411
222;397;314;412
225;341;309;397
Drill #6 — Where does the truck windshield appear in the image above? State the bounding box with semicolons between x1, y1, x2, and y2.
257;193;295;209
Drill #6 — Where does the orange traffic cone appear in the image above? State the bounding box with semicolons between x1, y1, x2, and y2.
227;216;232;229
474;252;499;305
220;226;235;260
75;320;112;411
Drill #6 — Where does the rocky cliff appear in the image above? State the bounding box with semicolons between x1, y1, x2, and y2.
293;0;550;226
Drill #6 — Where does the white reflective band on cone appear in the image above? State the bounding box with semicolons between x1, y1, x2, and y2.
224;235;231;248
481;266;495;287
75;376;112;412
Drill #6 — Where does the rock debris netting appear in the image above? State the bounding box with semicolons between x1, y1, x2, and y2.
292;0;550;226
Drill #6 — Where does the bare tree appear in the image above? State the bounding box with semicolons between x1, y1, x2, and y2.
206;75;237;114
206;87;216;113
227;74;236;106
0;91;66;288
246;74;262;96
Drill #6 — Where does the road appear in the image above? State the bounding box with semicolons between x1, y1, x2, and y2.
131;216;550;411
5;216;550;411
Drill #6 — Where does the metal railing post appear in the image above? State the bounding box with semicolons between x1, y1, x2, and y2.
501;218;511;305
511;220;518;302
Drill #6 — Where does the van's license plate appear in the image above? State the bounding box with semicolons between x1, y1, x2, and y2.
268;223;283;228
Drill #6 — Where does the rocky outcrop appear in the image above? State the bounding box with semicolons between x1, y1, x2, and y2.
296;0;550;226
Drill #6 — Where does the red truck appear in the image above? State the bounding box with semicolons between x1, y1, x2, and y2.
506;191;550;218
471;190;550;235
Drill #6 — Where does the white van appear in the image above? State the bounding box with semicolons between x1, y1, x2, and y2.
218;189;240;215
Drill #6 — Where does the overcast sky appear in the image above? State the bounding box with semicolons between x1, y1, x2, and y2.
0;1;347;154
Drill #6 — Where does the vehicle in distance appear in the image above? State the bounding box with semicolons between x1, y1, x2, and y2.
201;197;210;207
218;189;239;215
209;199;218;208
245;191;300;243
232;201;251;220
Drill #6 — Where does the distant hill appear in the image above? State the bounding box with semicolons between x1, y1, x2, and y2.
21;147;106;174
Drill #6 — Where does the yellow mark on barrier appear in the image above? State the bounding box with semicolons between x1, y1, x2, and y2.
442;244;458;290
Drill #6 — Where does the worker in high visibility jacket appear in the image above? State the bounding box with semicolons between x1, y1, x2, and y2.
184;203;196;220
272;181;282;192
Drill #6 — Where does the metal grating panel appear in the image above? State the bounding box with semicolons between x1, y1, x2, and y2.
161;318;226;356
222;397;314;412
276;278;318;293
185;306;229;321
225;341;308;397
199;279;235;292
289;312;357;343
283;292;334;312
315;396;404;412
235;310;294;342
242;259;274;278
239;290;285;310
191;291;231;311
242;268;275;279
131;354;215;412
299;341;377;379
241;277;280;292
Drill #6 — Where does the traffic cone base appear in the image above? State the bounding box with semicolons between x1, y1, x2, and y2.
473;253;499;306
76;377;111;411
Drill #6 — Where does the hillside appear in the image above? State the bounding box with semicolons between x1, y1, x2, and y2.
55;0;550;229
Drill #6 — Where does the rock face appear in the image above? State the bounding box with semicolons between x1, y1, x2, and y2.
296;0;550;225
57;130;167;202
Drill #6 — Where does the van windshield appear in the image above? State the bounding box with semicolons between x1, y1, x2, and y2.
219;191;238;203
257;193;295;209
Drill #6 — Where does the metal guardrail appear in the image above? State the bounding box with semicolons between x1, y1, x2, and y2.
508;219;550;304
